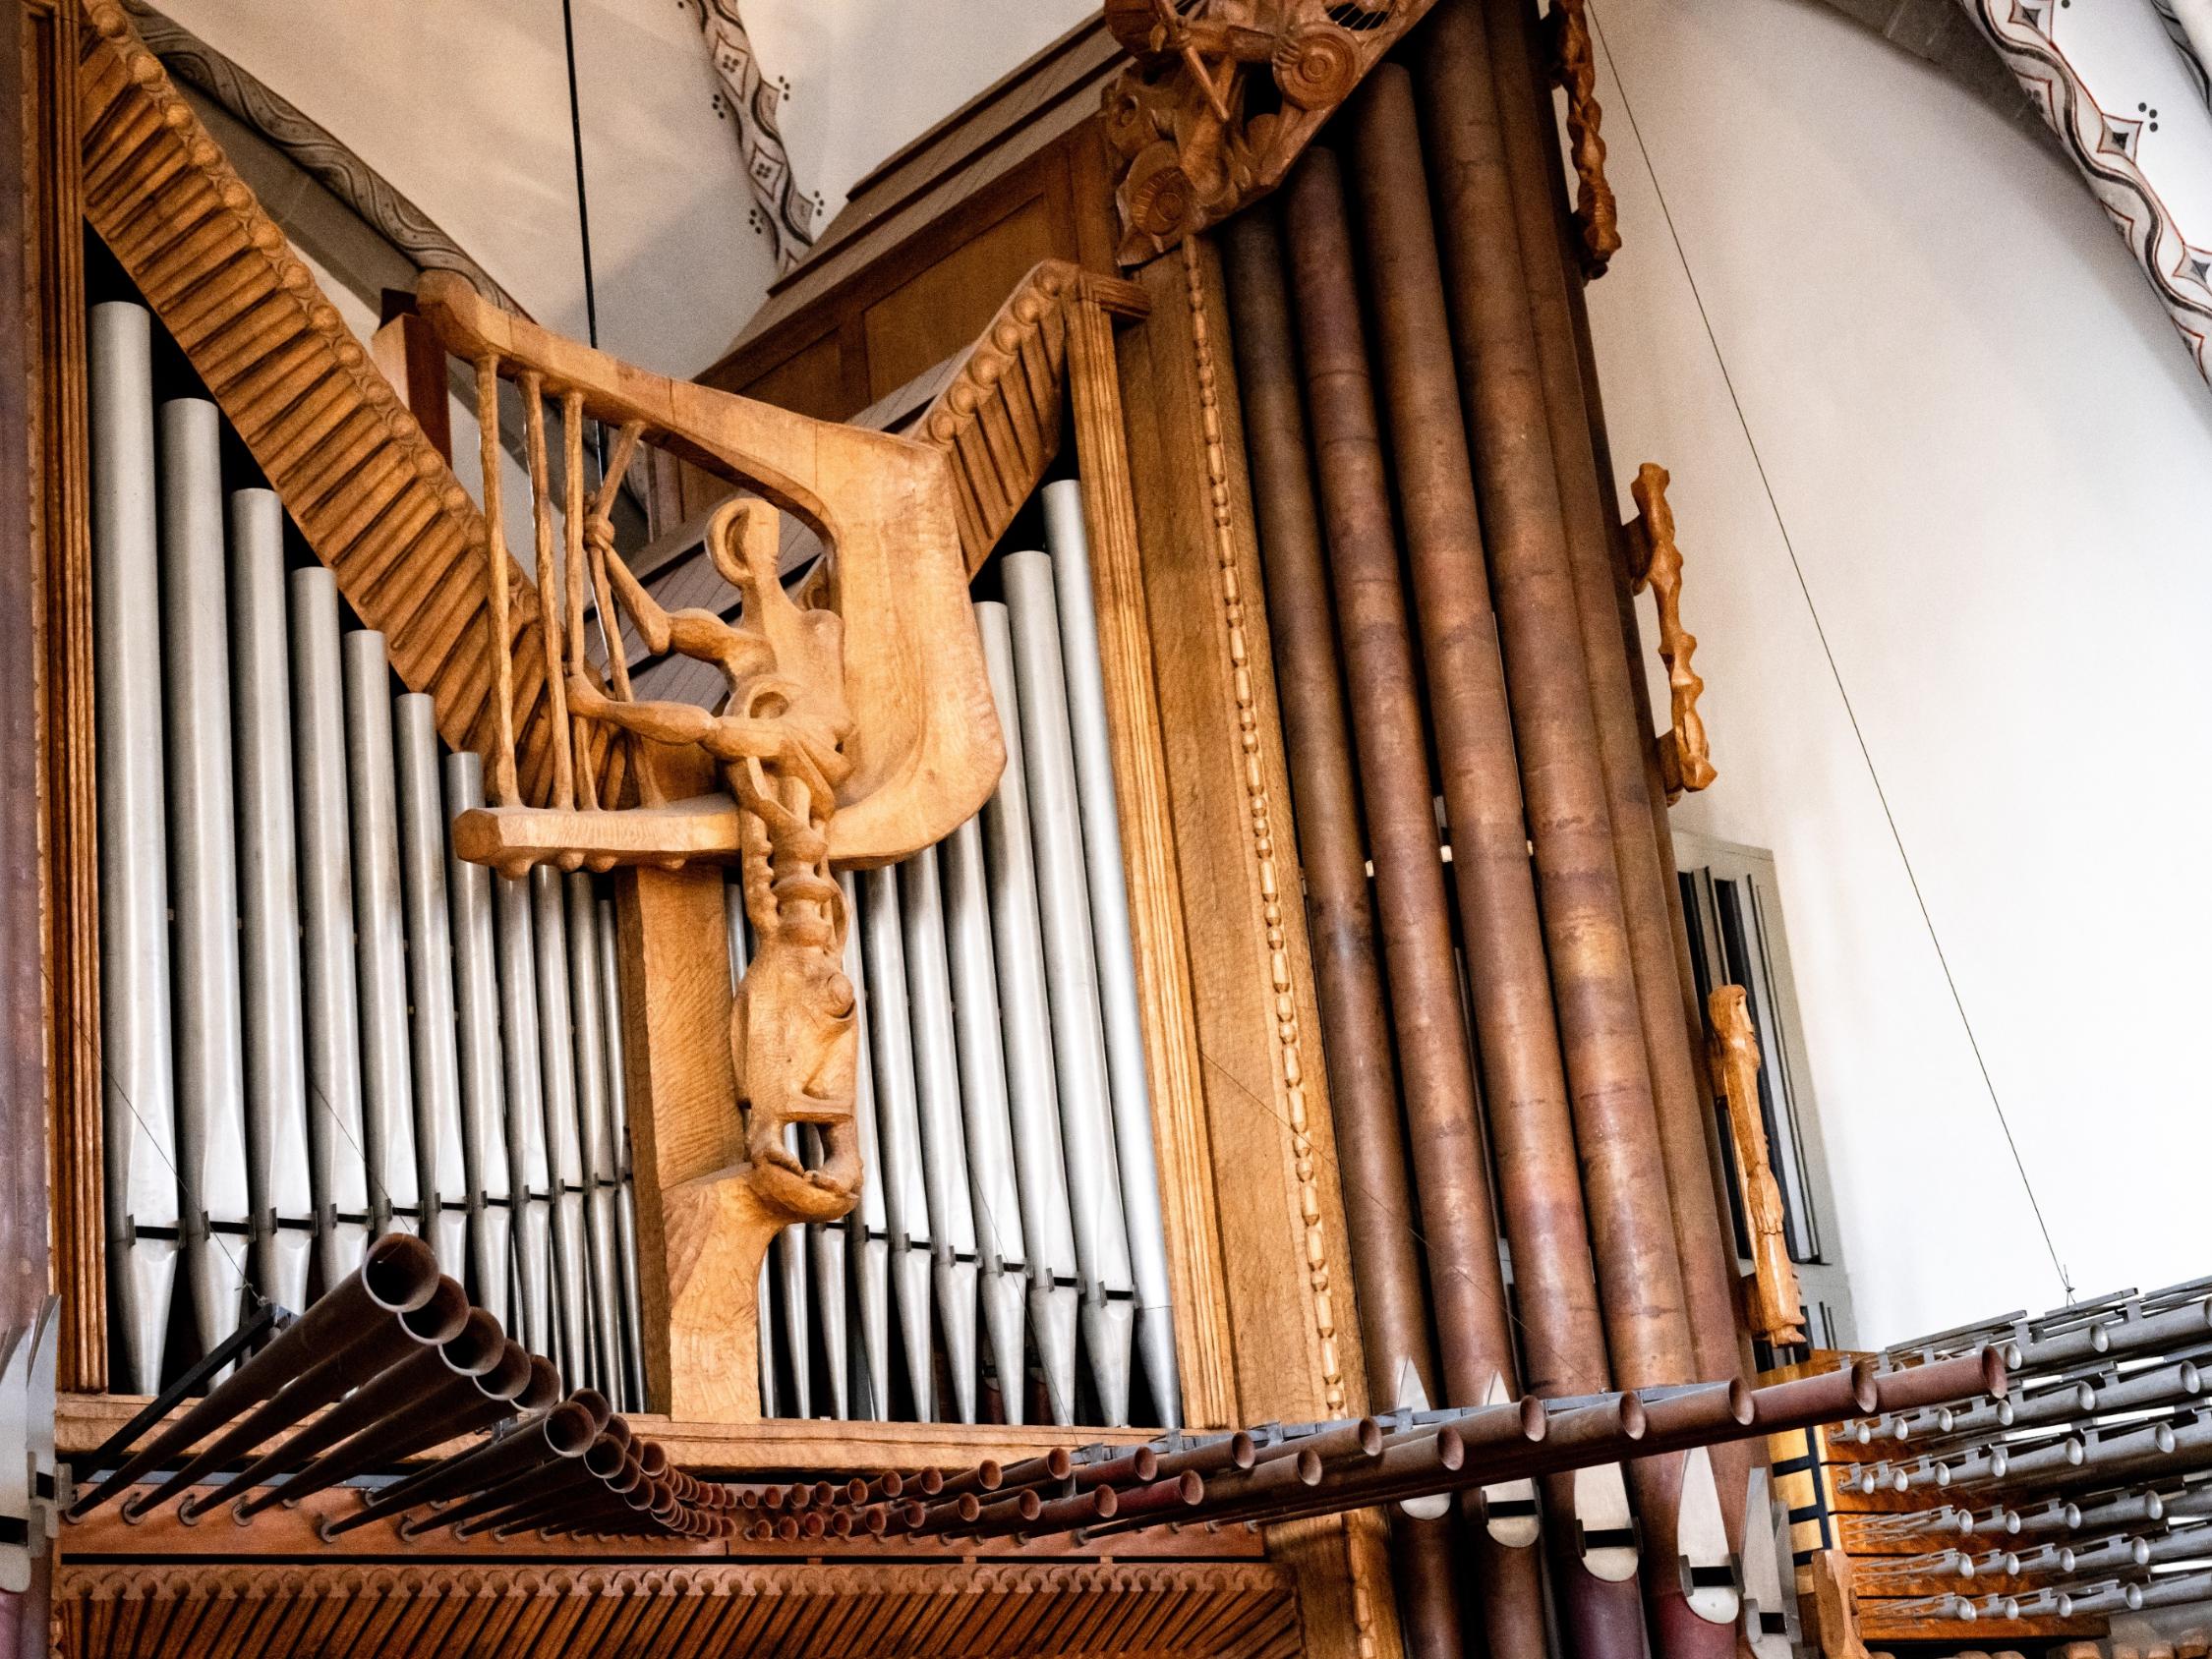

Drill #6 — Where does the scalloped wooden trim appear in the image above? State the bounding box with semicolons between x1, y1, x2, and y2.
77;3;597;805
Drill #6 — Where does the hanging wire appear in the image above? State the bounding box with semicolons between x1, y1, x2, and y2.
1581;0;2074;1303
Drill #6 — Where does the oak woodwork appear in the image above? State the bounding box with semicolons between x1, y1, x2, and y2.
1545;0;1622;277
1707;988;1807;1347
370;306;453;463
1623;462;1717;801
75;3;596;804
1097;0;1444;263
56;1558;1304;1659
26;0;92;1393
1116;233;1395;1659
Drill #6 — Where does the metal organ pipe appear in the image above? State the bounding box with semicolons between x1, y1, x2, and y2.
289;567;371;1285
444;753;513;1325
564;874;627;1405
1037;481;1181;1429
228;487;314;1313
839;870;895;1420
597;895;647;1412
530;865;592;1391
90;301;178;1393
899;846;986;1424
158;395;252;1363
393;693;469;1272
1001;552;1138;1428
493;869;554;1356
858;865;938;1419
973;602;1083;1428
340;628;420;1238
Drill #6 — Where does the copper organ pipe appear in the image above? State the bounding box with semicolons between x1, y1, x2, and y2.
1345;59;1658;1659
1283;145;1548;1659
1217;204;1467;1659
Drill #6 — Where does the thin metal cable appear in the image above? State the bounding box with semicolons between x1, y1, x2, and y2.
1584;0;2072;1300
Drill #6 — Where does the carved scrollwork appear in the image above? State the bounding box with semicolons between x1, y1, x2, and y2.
1099;0;1441;264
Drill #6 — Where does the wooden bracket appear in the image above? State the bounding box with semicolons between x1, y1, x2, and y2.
1624;462;1716;801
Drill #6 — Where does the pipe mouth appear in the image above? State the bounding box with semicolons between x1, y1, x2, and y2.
517;1357;562;1413
1356;1419;1385;1458
1616;1392;1650;1442
404;1278;471;1344
476;1342;532;1401
1013;1490;1042;1520
364;1234;441;1314
569;1389;612;1430
1979;1345;2010;1401
1092;1485;1120;1519
1175;1471;1203;1505
1046;1448;1073;1480
1846;1361;1881;1415
1131;1447;1161;1480
1226;1431;1257;1471
604;1415;635;1450
974;1459;1004;1490
1434;1425;1467;1474
545;1401;598;1458
1520;1396;1549;1442
952;1492;980;1522
639;1443;670;1479
584;1435;626;1479
441;1309;505;1375
1294;1448;1323;1487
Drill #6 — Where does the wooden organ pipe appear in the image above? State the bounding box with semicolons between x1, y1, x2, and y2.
1220;205;1468;1659
1346;63;1652;1659
1282;148;1550;1659
1440;0;1751;1419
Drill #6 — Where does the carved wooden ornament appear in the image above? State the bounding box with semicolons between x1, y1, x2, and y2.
1099;0;1443;264
1706;985;1807;1347
1623;462;1717;801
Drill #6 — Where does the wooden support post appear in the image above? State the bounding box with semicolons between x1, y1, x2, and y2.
371;304;453;463
611;863;766;1423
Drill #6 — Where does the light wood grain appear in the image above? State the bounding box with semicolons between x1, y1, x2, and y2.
1624;461;1717;800
1707;986;1807;1346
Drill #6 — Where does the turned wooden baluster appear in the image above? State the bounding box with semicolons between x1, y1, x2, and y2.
519;371;577;827
1624;462;1716;801
1706;985;1806;1347
476;354;521;808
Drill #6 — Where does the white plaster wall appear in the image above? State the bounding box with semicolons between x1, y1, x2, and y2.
152;0;1091;377
1581;0;2212;1342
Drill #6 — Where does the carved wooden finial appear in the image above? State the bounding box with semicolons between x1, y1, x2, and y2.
1707;985;1806;1348
1098;1;1446;264
1625;462;1716;800
1547;0;1622;277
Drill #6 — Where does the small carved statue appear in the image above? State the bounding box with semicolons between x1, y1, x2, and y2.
568;498;860;1220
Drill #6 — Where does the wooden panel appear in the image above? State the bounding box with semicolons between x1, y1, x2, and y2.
1117;235;1392;1659
735;322;846;425
25;0;91;1388
861;200;1058;402
57;1559;1305;1659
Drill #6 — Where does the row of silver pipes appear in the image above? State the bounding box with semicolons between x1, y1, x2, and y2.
89;294;1181;1426
90;299;643;1406
745;482;1180;1429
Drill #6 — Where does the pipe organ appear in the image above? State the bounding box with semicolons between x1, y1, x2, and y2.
86;290;647;1411
2;2;2177;1658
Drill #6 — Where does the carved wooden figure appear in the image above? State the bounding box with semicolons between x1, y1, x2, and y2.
1707;985;1807;1347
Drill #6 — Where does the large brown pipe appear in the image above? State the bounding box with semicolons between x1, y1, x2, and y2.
226;1306;506;1518
1283;145;1549;1659
320;1391;600;1539
69;1233;441;1516
1453;0;1748;1403
1218;200;1468;1659
1343;62;1656;1659
122;1274;471;1518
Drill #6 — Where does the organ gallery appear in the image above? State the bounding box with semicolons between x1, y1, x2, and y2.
1;1;2207;1657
